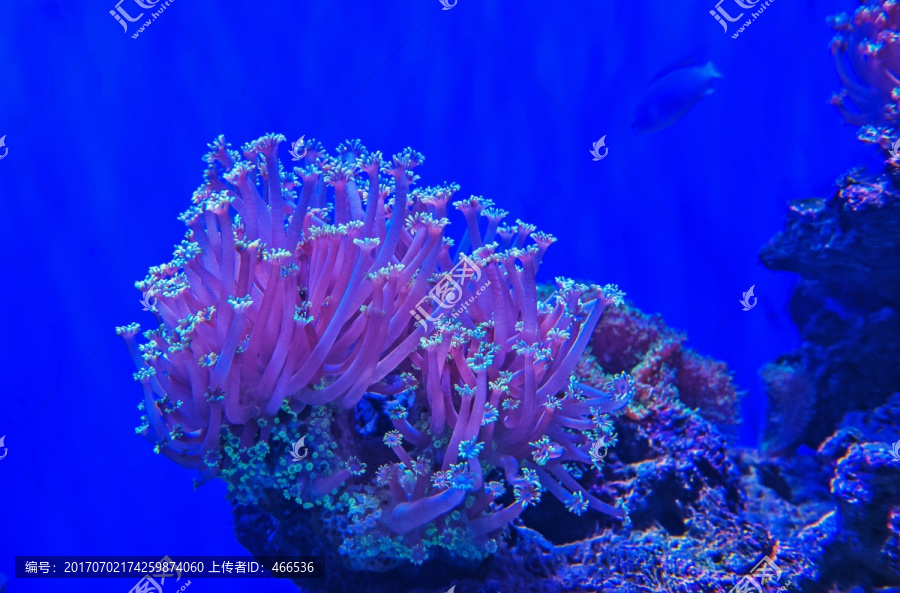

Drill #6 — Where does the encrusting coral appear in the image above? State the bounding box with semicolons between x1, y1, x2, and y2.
118;134;630;569
588;300;742;429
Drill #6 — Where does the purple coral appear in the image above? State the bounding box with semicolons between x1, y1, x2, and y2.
119;134;630;566
829;0;900;126
378;263;631;544
119;136;444;472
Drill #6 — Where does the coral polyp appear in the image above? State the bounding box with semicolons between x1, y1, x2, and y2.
118;135;630;568
830;0;900;126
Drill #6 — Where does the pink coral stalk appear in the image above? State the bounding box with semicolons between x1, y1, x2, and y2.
120;136;449;469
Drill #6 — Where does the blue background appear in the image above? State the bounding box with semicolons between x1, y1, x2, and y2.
0;0;871;590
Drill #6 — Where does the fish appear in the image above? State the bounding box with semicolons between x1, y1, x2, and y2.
632;59;723;134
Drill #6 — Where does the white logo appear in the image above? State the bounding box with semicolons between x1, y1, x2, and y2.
129;554;188;593
0;135;8;161
439;0;457;9
0;435;7;461
444;587;456;593
109;0;160;32
140;291;158;312
109;0;145;33
708;0;756;33
590;439;608;464
891;138;900;158
727;554;781;593
411;254;487;331
288;136;308;161
290;435;309;462
740;285;757;311
589;136;608;161
891;438;900;462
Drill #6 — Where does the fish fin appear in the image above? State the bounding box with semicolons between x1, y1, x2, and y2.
648;45;707;83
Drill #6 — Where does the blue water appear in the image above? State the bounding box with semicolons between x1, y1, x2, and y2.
0;0;870;590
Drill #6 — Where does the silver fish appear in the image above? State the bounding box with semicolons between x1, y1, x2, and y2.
632;60;723;134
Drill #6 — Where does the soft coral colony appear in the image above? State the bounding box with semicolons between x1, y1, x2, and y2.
117;134;631;566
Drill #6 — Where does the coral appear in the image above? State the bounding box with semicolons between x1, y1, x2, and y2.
550;395;794;592
731;391;900;593
233;296;758;591
829;0;900;127
588;300;742;429
732;6;900;591
838;390;900;444
760;359;816;454
760;172;900;309
757;24;900;578
118;135;442;470
587;299;675;375
119;135;630;571
817;392;900;590
817;441;900;590
760;169;900;448
602;400;744;537
674;349;741;428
